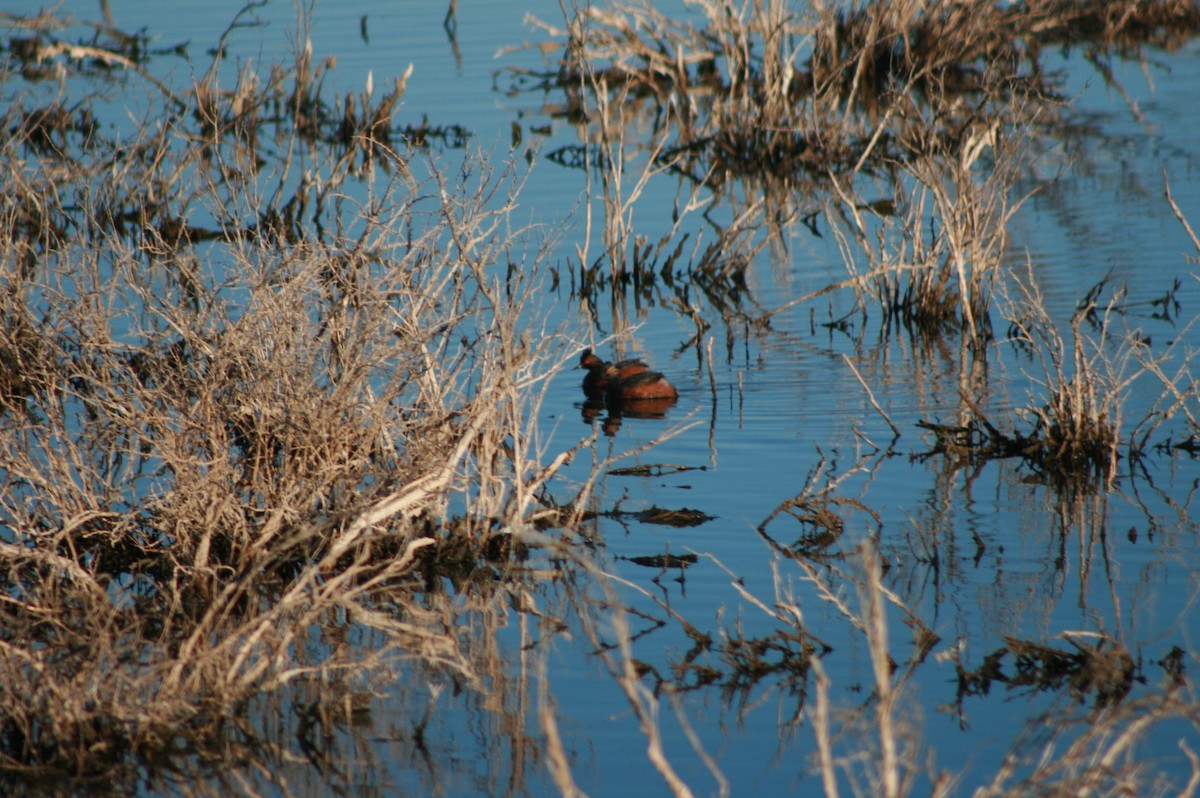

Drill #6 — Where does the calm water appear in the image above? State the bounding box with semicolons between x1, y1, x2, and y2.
31;1;1200;795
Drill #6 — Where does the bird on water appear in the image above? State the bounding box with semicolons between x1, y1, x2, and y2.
579;347;649;397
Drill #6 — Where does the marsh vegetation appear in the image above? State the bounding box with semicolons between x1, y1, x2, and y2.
2;0;1200;795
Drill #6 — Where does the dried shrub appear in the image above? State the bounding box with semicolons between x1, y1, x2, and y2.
0;8;594;785
514;0;1198;187
507;0;1200;344
1000;273;1143;488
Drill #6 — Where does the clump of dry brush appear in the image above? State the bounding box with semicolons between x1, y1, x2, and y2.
516;0;1198;186
509;0;1200;341
0;9;590;786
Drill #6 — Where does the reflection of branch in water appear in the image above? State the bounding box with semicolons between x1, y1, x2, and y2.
756;449;885;559
533;529;713;796
609;462;706;477
701;537;937;793
443;0;462;70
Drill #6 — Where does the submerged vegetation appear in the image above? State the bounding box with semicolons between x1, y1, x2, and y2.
1;0;1200;795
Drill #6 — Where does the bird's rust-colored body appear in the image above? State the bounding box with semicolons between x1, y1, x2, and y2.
579;348;649;397
601;363;678;402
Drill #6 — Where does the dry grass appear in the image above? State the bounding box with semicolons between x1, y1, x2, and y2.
512;0;1200;186
998;266;1151;488
0;8;596;785
825;122;1025;349
510;0;1197;342
5;2;1200;795
513;0;1200;793
972;686;1200;798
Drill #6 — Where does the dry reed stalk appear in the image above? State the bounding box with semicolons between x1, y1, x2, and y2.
1165;172;1200;258
0;9;608;783
998;261;1153;487
861;543;905;798
700;539;929;798
809;653;841;798
841;353;901;439
536;649;587;798
532;527;702;798
972;688;1200;798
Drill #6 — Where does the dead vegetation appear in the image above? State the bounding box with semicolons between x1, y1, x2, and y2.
506;0;1200;458
909;266;1199;491
748;459;1199;798
3;1;1200;796
0;7;602;786
515;0;1200;792
510;0;1199;188
957;632;1139;708
0;168;573;779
